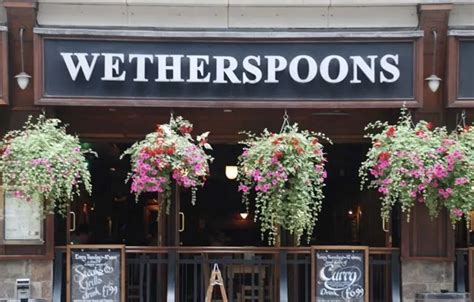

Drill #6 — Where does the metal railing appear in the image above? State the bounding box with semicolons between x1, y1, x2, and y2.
53;246;401;302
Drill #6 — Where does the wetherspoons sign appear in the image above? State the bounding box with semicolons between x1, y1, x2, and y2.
39;37;417;105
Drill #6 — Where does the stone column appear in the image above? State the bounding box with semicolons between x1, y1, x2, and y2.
402;259;454;302
0;260;53;301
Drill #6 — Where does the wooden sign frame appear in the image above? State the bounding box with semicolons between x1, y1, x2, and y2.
33;28;424;109
469;247;474;295
311;246;369;302
66;244;126;302
0;28;8;106
0;188;44;245
446;31;474;107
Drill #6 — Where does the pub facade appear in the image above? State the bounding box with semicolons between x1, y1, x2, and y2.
0;0;473;301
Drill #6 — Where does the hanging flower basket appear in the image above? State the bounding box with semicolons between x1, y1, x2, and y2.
428;124;474;225
360;107;474;226
237;122;331;245
121;116;213;209
0;114;95;216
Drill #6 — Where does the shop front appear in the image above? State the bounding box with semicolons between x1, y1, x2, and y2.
32;28;425;302
0;1;472;302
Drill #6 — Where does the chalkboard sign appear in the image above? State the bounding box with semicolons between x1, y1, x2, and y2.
311;246;369;302
67;245;125;302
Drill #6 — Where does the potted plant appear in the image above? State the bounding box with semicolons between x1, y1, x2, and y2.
427;124;474;225
0;114;95;216
237;122;331;246
360;107;474;226
121;115;213;210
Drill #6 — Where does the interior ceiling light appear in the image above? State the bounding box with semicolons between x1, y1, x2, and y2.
225;165;238;180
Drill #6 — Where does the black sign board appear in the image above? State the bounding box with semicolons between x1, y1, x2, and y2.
311;246;369;302
67;245;125;302
35;33;422;108
458;40;474;99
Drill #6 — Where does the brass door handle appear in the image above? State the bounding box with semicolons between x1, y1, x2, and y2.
70;211;76;232
179;212;185;232
382;217;389;233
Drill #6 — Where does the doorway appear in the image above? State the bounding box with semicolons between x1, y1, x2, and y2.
57;142;395;248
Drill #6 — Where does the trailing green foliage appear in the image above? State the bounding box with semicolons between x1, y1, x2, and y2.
237;123;331;245
0;114;94;216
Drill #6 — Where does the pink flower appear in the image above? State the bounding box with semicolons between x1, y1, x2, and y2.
238;184;249;193
451;150;463;159
322;171;327;179
451;208;463;218
431;164;448;179
455;177;469;186
370;169;380;177
251;169;263;182
442;139;455;146
378;187;389;195
378;160;390;170
436;147;447;154
417;184;426;191
438;188;453;199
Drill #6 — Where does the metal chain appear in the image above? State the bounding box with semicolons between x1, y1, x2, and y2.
456;110;467;128
280;109;290;133
169;109;175;124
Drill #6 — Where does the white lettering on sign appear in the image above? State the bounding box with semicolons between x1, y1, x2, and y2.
316;252;365;301
289;55;318;83
59;52;402;85
264;55;287;83
71;252;120;302
155;55;184;82
187;55;210;83
380;54;400;83
242;55;262;84
214;56;241;84
350;55;377;84
101;53;126;81
129;54;153;82
61;52;100;81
